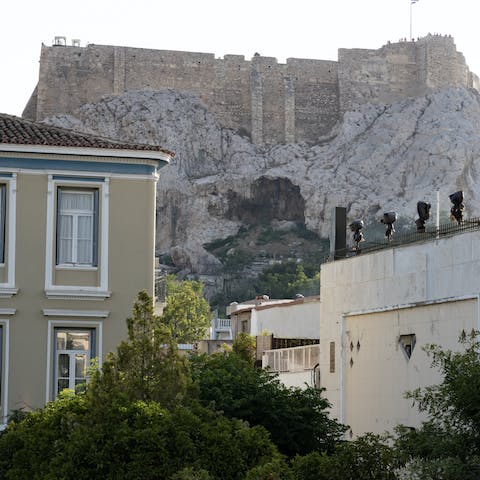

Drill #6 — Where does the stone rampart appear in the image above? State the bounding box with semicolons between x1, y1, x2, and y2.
24;35;477;147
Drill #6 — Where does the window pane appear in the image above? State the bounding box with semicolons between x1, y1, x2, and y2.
57;379;69;392
75;354;87;378
58;354;69;377
56;332;67;350
77;216;93;239
58;214;73;263
66;332;90;350
61;192;93;211
59;239;73;263
77;240;92;263
59;214;73;237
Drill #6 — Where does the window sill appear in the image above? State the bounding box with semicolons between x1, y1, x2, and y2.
0;287;18;298
56;264;98;271
45;288;111;301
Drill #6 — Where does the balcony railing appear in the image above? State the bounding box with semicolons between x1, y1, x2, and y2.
262;344;320;373
215;318;232;330
332;218;480;260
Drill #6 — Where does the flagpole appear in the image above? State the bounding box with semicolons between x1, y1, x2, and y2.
410;1;413;40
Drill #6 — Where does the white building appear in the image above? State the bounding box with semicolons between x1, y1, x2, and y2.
319;227;480;437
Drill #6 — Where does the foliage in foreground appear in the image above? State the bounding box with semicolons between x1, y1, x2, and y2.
4;288;480;479
191;350;346;457
0;392;279;480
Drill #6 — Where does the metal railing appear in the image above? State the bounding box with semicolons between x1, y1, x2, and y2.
331;217;480;260
262;344;320;373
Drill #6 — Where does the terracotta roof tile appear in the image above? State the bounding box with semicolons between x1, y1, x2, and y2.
0;113;175;156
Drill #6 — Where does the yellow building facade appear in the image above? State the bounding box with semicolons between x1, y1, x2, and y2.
0;114;172;423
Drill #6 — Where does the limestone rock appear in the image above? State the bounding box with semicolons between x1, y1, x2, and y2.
44;87;480;272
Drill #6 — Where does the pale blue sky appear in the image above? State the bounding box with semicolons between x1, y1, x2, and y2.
1;0;478;116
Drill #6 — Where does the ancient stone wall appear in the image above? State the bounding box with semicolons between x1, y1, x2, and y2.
25;35;476;147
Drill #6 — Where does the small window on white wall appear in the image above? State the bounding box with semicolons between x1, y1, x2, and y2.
56;189;98;266
399;334;416;360
54;328;96;397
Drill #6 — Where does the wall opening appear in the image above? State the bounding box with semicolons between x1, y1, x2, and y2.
399;334;416;360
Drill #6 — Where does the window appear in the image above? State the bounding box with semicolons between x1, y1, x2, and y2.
56;189;98;266
399;334;416;360
0;325;2;401
0;184;5;265
54;328;95;397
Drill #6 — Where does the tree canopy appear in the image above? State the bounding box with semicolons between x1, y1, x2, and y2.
191;350;346;457
160;277;211;344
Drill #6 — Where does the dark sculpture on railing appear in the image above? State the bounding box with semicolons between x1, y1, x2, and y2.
415;201;431;232
380;212;397;241
343;192;471;256
349;220;364;252
449;191;464;225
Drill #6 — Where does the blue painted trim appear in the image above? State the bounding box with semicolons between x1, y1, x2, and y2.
53;175;105;182
0;157;156;175
0;173;13;178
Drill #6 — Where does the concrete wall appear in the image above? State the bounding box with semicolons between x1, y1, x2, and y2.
25;35;476;147
319;230;480;435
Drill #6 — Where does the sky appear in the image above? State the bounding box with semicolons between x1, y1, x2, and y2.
1;0;478;117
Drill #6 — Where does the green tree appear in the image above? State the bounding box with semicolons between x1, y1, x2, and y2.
245;458;294;480
395;335;480;479
161;276;211;344
255;262;319;299
0;292;281;480
291;434;400;480
191;352;346;457
0;395;280;480
88;290;191;409
232;332;256;364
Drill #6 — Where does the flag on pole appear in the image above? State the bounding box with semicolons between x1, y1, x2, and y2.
411;0;419;4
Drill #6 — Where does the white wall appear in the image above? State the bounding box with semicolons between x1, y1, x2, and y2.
252;299;320;338
320;230;480;435
277;371;315;389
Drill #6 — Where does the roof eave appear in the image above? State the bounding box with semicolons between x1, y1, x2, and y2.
0;143;172;166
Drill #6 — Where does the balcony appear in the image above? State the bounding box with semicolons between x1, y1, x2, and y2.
210;317;232;340
262;344;320;373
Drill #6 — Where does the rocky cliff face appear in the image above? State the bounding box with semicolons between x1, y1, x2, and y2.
44;87;480;275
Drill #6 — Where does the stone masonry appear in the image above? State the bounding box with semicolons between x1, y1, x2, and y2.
24;35;479;147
